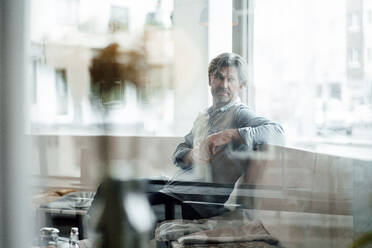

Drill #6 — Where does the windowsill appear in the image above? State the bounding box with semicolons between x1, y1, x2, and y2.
29;123;186;137
288;136;372;161
31;175;94;191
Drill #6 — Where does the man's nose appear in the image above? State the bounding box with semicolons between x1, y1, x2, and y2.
220;78;228;88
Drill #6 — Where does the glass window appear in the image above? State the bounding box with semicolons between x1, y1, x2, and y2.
329;83;341;99
253;0;372;158
30;0;178;135
55;0;79;26
19;1;372;248
55;69;69;115
348;12;361;32
348;47;361;67
109;5;129;32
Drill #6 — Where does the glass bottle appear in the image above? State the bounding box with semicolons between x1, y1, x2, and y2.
69;227;79;248
40;227;59;248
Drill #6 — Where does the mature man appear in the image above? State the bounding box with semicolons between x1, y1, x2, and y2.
89;52;285;225
173;53;285;183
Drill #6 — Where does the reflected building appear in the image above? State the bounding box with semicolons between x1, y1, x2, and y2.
346;0;372;120
30;0;174;135
2;1;372;248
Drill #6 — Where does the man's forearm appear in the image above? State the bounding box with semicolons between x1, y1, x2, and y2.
237;123;285;147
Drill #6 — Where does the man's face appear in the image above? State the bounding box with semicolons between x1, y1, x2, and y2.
209;66;243;108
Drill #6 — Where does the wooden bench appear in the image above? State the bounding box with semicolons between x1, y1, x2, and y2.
221;145;372;248
168;144;371;247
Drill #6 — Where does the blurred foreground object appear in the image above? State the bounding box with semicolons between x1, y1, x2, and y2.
89;179;155;248
90;42;147;108
88;43;155;248
39;227;60;248
69;227;79;248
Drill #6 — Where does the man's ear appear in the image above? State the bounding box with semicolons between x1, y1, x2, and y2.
239;82;245;89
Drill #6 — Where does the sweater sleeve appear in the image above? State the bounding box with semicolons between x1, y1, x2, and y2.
234;106;285;149
172;131;194;170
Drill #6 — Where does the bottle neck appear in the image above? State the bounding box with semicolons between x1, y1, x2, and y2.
70;234;78;242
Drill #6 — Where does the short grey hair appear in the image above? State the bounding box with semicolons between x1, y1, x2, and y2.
208;53;248;85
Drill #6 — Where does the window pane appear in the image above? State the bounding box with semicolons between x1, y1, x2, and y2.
30;0;177;135
253;0;372;160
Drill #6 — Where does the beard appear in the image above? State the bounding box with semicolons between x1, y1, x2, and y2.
213;88;232;107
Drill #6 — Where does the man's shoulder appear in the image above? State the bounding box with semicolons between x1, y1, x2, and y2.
232;103;263;122
233;102;252;114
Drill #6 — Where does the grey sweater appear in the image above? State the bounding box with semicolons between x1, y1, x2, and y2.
173;100;285;170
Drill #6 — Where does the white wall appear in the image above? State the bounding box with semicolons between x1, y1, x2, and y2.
34;135;183;185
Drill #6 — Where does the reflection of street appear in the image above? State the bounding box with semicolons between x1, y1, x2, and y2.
320;126;372;160
314;142;372;160
296;126;372;160
349;125;372;140
318;125;372;141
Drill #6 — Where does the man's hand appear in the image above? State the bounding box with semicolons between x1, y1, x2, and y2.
205;129;240;155
186;141;211;165
183;129;241;165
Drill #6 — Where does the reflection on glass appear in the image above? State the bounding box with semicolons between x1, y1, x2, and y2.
254;0;372;160
28;1;372;248
55;69;69;115
30;0;174;135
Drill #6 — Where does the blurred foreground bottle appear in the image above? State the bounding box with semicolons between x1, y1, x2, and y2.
69;227;79;248
40;227;59;248
88;43;155;248
89;178;155;248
